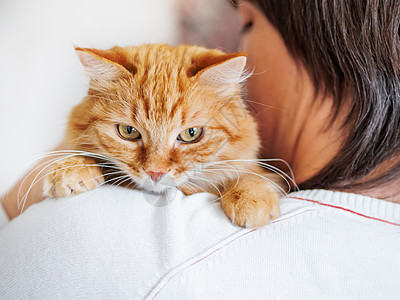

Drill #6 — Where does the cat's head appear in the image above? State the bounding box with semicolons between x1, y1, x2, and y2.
67;44;260;194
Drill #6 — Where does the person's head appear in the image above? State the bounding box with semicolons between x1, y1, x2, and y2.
232;0;400;196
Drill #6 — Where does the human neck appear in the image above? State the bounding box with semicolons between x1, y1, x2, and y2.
258;70;345;186
286;100;344;184
283;101;400;203
280;101;400;204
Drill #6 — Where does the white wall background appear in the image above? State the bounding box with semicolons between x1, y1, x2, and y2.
0;0;178;195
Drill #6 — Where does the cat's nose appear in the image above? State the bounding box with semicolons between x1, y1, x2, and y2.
146;171;167;182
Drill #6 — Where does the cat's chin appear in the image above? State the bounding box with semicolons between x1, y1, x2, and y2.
140;186;179;197
140;177;178;195
141;189;174;197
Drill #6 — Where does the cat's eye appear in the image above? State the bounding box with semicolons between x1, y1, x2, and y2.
177;127;203;143
116;125;141;141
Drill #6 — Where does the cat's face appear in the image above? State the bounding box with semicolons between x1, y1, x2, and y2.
67;45;260;194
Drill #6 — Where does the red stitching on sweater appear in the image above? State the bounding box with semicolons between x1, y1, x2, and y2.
150;197;399;298
150;207;317;298
288;196;400;226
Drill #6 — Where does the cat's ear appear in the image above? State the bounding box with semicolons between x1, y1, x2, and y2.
195;54;250;96
75;47;134;81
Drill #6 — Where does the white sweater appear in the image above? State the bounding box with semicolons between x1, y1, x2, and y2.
0;186;399;299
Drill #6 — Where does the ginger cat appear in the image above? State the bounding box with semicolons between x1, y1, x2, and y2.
43;44;283;228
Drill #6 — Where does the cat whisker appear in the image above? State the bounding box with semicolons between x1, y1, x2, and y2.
29;149;113;159
179;182;198;194
182;164;241;201
211;162;293;194
18;154;90;212
193;169;229;188
19;159;122;213
124;179;137;190
253;162;298;192
205;167;288;196
202;161;243;192
189;174;221;185
70;170;124;192
200;158;289;194
203;158;297;191
185;174;227;205
188;175;223;198
190;162;240;182
108;174;135;189
95;176;124;188
17;154;72;208
80;172;131;191
245;98;286;112
181;180;209;194
90;169;126;185
250;158;296;182
22;151;122;177
31;161;119;187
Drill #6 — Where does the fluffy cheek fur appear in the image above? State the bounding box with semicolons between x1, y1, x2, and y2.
65;97;260;194
67;64;256;187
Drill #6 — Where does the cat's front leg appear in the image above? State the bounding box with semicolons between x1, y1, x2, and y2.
221;172;281;228
43;156;104;198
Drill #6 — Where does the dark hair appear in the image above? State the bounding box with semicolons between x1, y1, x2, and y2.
233;0;400;192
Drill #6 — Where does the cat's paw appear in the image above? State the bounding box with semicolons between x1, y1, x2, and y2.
221;175;280;228
43;156;104;198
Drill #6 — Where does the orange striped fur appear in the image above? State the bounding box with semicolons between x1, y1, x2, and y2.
44;44;282;228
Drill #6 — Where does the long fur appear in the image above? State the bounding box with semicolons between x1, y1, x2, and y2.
43;44;285;228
